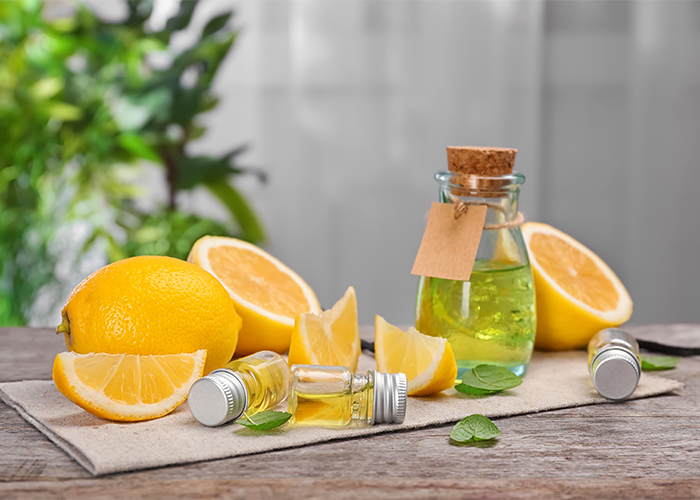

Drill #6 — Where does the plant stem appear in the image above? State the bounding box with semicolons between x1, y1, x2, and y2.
161;147;178;210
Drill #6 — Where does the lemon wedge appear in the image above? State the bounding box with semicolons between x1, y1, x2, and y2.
375;316;457;396
53;350;206;421
288;286;361;371
522;222;633;351
188;236;321;356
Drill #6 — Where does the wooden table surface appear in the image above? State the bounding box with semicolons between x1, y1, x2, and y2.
1;325;699;499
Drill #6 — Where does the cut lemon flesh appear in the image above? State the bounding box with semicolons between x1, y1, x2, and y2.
188;236;321;356
288;286;361;371
522;222;633;351
53;350;206;421
375;316;457;396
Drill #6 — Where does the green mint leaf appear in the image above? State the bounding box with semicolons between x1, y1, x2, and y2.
450;414;501;443
641;355;679;371
455;365;523;395
237;411;292;431
472;365;523;390
454;382;500;395
459;370;499;391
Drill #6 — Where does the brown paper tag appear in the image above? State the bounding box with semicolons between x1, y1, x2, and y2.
411;202;486;281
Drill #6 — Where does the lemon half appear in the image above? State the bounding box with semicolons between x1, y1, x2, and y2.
522;222;633;351
188;236;321;357
53;350;206;421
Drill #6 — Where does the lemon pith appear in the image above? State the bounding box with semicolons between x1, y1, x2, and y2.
188;236;321;357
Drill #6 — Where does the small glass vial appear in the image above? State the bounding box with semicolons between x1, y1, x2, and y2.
188;351;290;427
288;365;407;427
588;328;641;400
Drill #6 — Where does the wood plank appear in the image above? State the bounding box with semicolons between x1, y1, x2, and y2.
3;477;700;500
0;327;64;383
1;326;698;499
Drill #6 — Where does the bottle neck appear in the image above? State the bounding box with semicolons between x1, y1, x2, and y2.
435;171;524;225
350;371;374;425
588;328;641;367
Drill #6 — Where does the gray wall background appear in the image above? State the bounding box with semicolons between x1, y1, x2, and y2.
118;0;700;327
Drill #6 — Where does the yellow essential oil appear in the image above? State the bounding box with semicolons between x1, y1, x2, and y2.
416;259;536;377
224;351;290;416
188;351;289;427
288;365;406;427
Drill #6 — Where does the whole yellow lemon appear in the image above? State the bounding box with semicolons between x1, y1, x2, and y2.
56;256;241;375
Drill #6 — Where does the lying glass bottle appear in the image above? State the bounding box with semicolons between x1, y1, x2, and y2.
288;365;407;426
587;328;641;400
188;351;290;427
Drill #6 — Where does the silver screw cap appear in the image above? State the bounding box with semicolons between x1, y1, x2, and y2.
372;371;407;424
188;369;248;427
590;348;641;400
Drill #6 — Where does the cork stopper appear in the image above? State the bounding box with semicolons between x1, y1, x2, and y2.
446;146;517;176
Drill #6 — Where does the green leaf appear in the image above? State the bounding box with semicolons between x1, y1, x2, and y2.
206;180;266;244
198;95;219;114
30;77;63;100
175;154;236;190
189;125;207;140
455;365;522;395
641;355;679;371
170;87;204;126
48;17;77;32
237;411;291;431
112;90;172;131
118;134;160;163
472;365;523;389
46;102;82;121
454;383;500;396
126;0;154;26
202;13;232;39
450;414;501;443
165;0;199;32
171;32;237;89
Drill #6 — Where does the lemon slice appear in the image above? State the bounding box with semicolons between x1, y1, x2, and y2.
522;222;633;351
188;236;321;356
375;316;457;396
288;286;361;371
53;350;206;422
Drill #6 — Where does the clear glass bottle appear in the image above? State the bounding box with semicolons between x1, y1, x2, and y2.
188;351;290;427
288;365;407;427
588;328;641;400
415;149;536;378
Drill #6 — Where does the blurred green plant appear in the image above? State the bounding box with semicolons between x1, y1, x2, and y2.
0;0;265;325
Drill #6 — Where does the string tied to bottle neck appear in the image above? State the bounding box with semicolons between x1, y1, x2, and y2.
451;196;525;230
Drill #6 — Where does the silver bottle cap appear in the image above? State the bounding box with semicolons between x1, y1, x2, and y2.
188;369;249;427
372;371;407;424
590;347;641;400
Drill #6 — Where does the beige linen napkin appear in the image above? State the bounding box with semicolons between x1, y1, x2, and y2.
0;351;682;476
